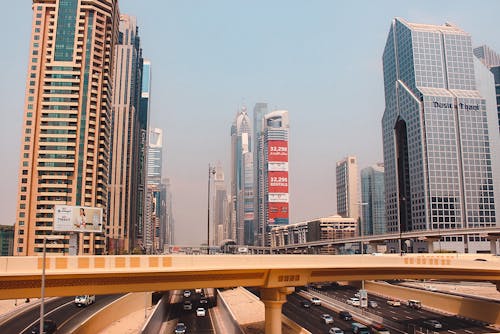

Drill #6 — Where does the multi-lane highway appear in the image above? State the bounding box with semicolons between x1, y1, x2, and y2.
294;283;496;334
0;294;122;334
164;289;215;334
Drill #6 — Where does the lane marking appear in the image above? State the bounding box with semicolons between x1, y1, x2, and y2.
20;300;74;334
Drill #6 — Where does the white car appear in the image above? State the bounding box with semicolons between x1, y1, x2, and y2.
329;327;344;334
387;300;401;307
196;307;206;316
74;295;95;307
320;314;334;324
311;297;321;305
183;290;191;298
347;297;360;306
424;319;443;329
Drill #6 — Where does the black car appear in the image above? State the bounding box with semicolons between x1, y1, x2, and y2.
301;301;311;308
338;310;353;321
31;319;57;334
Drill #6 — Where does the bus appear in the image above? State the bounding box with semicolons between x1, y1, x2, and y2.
352;322;370;334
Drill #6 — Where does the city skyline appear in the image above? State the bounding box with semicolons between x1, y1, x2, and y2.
2;1;500;245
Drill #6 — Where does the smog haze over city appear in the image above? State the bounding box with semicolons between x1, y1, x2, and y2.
1;0;500;245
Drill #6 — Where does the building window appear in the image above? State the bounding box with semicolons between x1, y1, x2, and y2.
17;247;23;253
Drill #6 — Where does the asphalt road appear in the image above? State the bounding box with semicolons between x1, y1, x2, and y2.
0;294;122;334
311;284;494;334
166;289;215;334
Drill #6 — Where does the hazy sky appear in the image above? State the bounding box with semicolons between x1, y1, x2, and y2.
1;1;500;246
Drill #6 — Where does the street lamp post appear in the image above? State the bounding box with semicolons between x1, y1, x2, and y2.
40;235;58;333
207;165;216;254
357;202;368;293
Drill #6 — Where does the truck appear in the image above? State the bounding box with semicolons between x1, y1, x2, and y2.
74;295;95;307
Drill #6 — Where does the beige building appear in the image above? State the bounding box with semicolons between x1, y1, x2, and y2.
336;156;360;222
270;215;357;254
14;0;119;255
108;14;143;254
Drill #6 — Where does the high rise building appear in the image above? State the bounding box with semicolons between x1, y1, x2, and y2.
256;110;290;246
108;14;143;254
382;18;500;252
212;162;228;246
144;128;163;253
474;45;500;133
14;0;119;255
163;178;174;248
361;163;386;235
336;156;359;222
253;103;269;245
230;107;254;245
0;225;14;256
134;59;151;251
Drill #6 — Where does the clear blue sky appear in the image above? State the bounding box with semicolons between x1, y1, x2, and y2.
1;1;500;245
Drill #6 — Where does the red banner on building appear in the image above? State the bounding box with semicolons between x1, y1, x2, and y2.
268;202;289;220
268;140;288;162
268;171;288;193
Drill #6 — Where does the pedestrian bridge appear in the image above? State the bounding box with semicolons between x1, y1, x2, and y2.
1;253;499;334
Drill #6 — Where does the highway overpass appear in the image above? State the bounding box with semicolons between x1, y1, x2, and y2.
0;253;499;334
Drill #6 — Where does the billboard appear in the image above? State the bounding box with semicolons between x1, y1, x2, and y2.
268;140;288;162
54;205;103;233
268;193;289;203
268;171;288;193
268;202;289;219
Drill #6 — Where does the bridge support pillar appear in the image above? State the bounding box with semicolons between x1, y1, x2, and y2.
260;287;294;334
485;234;500;255
418;236;441;253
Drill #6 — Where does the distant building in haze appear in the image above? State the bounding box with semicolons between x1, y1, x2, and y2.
253;103;269;246
361;163;386;235
382;18;500;253
14;0;119;255
212;163;228;246
108;14;144;254
257;110;290;246
230;107;254;245
336;156;359;222
474;45;500;134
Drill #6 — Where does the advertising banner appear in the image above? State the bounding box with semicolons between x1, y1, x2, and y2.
54;205;103;233
268;171;288;193
268;162;288;171
267;140;288;162
268;193;289;203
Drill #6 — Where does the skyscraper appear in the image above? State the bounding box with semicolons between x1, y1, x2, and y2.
14;0;119;255
144;128;163;253
257;110;289;246
382;18;500;252
133;59;151;252
336;156;359;222
474;45;500;133
361;163;386;235
253;103;269;245
230;107;254;245
108;14;143;254
212;162;228;246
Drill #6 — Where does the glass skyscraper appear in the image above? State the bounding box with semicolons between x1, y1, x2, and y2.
361;164;386;235
382;18;500;250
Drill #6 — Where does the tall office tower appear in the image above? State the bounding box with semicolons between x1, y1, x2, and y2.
108;14;143;254
361;163;386;235
382;18;500;252
256;110;289;246
144;128;163;252
230;107;254;245
474;45;500;133
212;163;228;246
163;178;174;247
336;156;359;222
132;59;151;251
253;103;269;245
14;0;119;255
